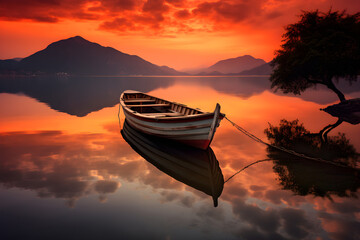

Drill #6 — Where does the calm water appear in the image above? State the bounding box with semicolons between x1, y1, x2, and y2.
0;76;359;240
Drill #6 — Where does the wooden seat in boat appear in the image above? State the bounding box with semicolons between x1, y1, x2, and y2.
128;103;170;108
142;112;184;117
124;99;156;103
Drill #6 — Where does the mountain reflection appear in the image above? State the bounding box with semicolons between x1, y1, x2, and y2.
121;120;224;207
264;119;360;198
0;75;175;117
1;75;357;119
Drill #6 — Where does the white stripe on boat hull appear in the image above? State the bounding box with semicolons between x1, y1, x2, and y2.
124;111;214;134
126;117;212;140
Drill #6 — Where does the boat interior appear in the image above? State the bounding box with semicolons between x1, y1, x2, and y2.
122;92;204;117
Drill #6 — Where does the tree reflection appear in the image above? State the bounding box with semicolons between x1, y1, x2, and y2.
264;119;359;198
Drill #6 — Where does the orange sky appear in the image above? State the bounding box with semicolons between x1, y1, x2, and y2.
0;0;359;70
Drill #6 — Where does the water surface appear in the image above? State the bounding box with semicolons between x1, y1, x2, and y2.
0;76;359;240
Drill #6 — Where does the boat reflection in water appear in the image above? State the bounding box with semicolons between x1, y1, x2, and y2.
121;120;224;207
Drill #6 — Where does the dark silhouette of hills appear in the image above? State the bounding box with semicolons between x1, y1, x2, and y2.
199;55;266;74
1;36;184;76
196;71;224;76
236;62;272;75
11;58;23;61
0;59;19;73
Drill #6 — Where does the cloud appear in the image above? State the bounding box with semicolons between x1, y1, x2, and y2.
192;0;264;23
100;17;138;32
174;9;191;19
165;0;187;7
0;0;92;22
100;0;137;11
142;0;170;13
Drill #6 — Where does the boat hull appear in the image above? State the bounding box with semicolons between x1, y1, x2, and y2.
123;108;221;149
120;90;224;149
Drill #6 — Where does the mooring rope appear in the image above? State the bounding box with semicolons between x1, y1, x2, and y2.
224;158;273;183
224;116;357;170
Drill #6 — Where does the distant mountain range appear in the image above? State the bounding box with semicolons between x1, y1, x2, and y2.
0;36;272;76
235;62;272;75
0;36;184;76
196;55;271;75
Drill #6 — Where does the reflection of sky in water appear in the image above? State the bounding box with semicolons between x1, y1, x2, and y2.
0;77;359;239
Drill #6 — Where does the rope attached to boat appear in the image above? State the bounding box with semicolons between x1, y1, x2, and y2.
224;116;357;170
224;158;273;183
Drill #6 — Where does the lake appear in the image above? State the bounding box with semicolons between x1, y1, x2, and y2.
0;75;359;240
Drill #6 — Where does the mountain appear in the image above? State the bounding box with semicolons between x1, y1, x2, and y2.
201;55;266;74
237;62;272;75
1;36;184;75
0;59;19;73
11;58;23;61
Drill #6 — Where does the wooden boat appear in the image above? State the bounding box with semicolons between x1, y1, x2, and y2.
120;90;225;149
121;120;224;207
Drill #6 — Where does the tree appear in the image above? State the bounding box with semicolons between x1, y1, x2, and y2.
270;10;360;102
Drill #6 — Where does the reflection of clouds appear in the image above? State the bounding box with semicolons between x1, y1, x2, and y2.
314;196;360;217
94;180;120;194
0;131;140;206
222;184;249;201
229;199;323;240
0;130;217;208
319;211;360;240
264;189;306;207
329;198;360;216
216;140;359;240
236;226;287;240
279;208;313;239
0;123;359;239
159;190;196;208
233;200;280;233
93;160;143;182
195;204;225;222
142;163;184;190
94;180;120;203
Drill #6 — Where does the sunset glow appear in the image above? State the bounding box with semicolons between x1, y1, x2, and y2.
1;0;359;70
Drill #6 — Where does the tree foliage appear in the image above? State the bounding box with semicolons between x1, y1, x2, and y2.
270;10;360;101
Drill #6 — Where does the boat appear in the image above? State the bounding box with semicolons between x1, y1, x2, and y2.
120;90;225;149
121;120;224;207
